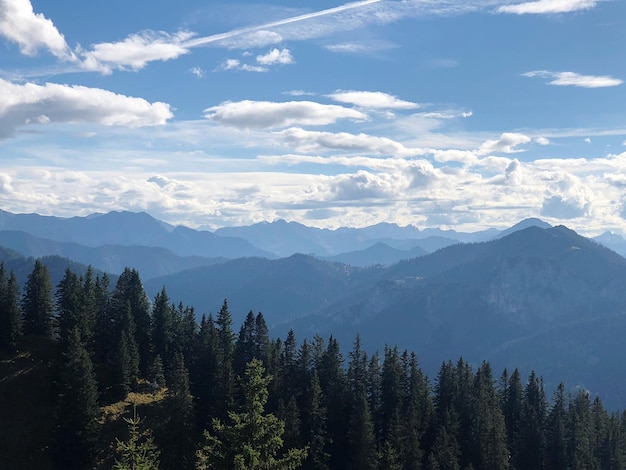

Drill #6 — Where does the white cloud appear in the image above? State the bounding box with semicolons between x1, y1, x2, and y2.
523;71;623;88
330;170;397;201
214;30;283;49
584;138;592;143
477;133;531;155
204;100;367;129
276;127;424;156
535;137;550;145
283;90;315;97
0;0;75;60
328;90;419;109
325;40;396;54
256;48;294;65
182;0;385;49
498;0;596;14
240;64;268;73
80;30;192;74
190;66;205;78
0;78;172;138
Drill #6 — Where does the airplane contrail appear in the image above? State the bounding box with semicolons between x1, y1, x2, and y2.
181;0;384;48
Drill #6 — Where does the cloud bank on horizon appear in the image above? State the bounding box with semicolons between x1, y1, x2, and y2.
0;0;625;236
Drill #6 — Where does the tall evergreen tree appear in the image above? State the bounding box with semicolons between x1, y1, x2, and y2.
53;327;100;468
301;370;329;470
567;389;597;470
0;264;22;351
546;382;568;470
470;362;509;469
214;299;236;420
152;287;175;368
111;268;152;374
234;310;257;377
159;352;195;470
197;359;307;470
56;268;88;347
519;371;547;470
22;259;54;337
348;384;378;470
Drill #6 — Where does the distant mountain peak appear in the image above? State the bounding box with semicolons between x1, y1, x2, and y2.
496;217;552;239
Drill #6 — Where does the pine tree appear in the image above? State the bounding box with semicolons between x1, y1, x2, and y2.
159;352;195;470
318;336;349;468
53;327;100;468
470;361;509;469
301;370;329;470
191;313;220;430
112;268;152;374
0;264;22;351
348;384;378;470
113;405;161;470
234;310;256;376
197;359;307;470
22;259;54;337
56;268;88;347
152;287;175;368
567;389;597;470
214;299;236;421
519;371;547;469
546;383;568;470
501;368;523;468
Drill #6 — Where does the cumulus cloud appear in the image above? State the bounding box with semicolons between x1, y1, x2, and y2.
523;70;623;88
256;48;293;65
330;170;397;201
204;100;366;129
541;194;589;219
328;90;419;109
80;30;193;74
276;127;424;156
0;78;172;138
477;133;531;155
498;0;596;14
0;0;75;60
535;137;550;145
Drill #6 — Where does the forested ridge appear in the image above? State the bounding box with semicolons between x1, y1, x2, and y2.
2;261;626;469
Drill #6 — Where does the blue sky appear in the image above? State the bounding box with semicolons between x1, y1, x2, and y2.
1;0;626;235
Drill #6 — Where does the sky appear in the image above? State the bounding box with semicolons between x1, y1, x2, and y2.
1;0;626;235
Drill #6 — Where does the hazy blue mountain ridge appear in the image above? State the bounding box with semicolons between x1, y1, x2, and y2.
0;230;226;280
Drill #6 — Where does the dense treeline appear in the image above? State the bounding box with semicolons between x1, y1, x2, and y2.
3;261;626;469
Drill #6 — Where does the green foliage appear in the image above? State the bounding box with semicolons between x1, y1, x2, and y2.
53;327;100;467
0;263;22;351
197;359;307;470
22;259;54;337
113;405;161;470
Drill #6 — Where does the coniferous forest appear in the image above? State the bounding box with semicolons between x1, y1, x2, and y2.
3;261;626;469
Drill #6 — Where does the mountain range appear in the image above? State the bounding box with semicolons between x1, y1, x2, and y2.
4;209;626;407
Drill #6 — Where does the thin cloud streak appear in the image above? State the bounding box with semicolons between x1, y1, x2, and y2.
181;0;383;48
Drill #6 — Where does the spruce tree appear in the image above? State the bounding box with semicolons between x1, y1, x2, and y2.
53;327;100;468
348;384;378;470
301;370;330;470
113;405;161;470
519;371;547;469
0;265;22;351
22;259;54;337
215;299;236;421
152;287;175;368
56;268;88;347
159;352;195;470
546;383;568;469
197;359;307;470
112;268;152;374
